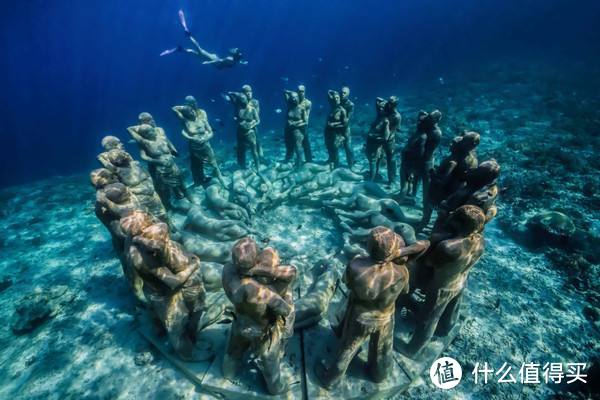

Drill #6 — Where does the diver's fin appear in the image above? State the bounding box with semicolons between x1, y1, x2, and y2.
178;10;190;35
159;46;181;56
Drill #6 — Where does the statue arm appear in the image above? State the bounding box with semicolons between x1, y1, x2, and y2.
154;265;196;290
97;154;115;171
172;106;185;120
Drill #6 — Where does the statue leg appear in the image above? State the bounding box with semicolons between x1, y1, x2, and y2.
223;322;251;379
368;317;394;383
189;148;205;186
384;140;396;184
236;132;246;168
316;318;370;389
302;126;313;162
255;334;288;395
324;132;335;164
435;289;463;336
154;292;197;360
343;129;354;168
248;133;261;170
293;130;305;167
284;129;294;162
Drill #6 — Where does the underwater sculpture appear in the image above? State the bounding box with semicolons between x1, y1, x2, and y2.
339;86;355;169
228;91;261;170
418;131;480;231
222;238;296;395
283;89;308;166
315;227;429;388
294;266;339;329
366;96;401;185
396;205;485;359
298;85;313;162
240;84;267;163
160;10;247;69
97;143;168;222
172;95;225;186
400;110;443;199
184;206;252;242
121;211;211;361
205;180;251;222
127;122;192;209
324;90;350;168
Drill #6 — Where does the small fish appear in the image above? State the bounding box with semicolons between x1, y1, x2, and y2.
280;77;289;82
296;224;302;230
274;108;283;114
317;57;323;62
261;237;270;244
343;65;350;70
221;93;231;101
210;98;216;103
438;77;445;85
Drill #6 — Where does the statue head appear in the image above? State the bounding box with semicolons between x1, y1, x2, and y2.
375;97;387;115
256;247;280;270
184;95;197;109
232;237;258;270
107;149;133;167
466;159;500;187
104;182;130;203
90;168;117;189
447;205;486;235
328;90;340;106
379;199;404;220
287;90;299;106
120;211;154;237
229;48;243;61
101;136;123;151
138;112;155;127
367;226;405;263
341;86;350;100
137;124;157;140
429;109;442;124
138;222;170;252
384;96;398;114
297;85;306;100
241;84;253;100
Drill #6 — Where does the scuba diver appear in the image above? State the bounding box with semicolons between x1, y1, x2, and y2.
160;10;248;70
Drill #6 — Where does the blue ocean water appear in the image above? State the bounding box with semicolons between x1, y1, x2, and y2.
1;0;599;187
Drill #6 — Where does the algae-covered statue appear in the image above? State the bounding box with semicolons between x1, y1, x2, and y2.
127;123;193;208
366;97;401;185
324;90;349;168
298;85;313;162
222;238;296;395
283;90;308;167
396;205;485;359
228;91;261;170
400;110;442;198
315;227;429;388
418;131;480;231
97;143;168;222
339;86;355;169
172;96;225;186
121;211;211;361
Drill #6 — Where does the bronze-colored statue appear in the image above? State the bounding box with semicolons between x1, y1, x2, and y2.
417;131;480;231
128;123;192;208
396;205;485;359
172;96;225;186
228;91;261;170
121;211;210;361
315;227;429;388
400;110;442;198
339;86;355;169
283;90;308;167
97;144;168;222
366;97;400;184
298;85;313;162
222;238;296;395
324;90;349;169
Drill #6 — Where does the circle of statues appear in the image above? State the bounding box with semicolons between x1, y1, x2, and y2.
91;84;500;395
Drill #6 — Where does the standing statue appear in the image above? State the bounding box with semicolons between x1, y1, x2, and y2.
400;110;442;199
222;238;296;395
298;85;313;162
324;90;349;168
121;211;211;361
417;131;480;231
366;97;400;185
172;95;225;186
283;90;307;167
315;227;429;388
241;84;267;163
127;123;193;208
228;91;261;170
97;144;168;222
396;205;485;359
339;86;355;169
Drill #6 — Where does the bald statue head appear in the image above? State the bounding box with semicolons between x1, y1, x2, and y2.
90;168;118;189
101;136;123;151
368;226;406;263
107;149;133;167
120;211;154;237
242;84;253;100
137;123;157;140
184;96;197;109
256;247;281;270
466;159;500;187
104;182;130;203
232;237;258;270
447;205;486;236
341;86;350;100
138;112;155;127
452;131;480;154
